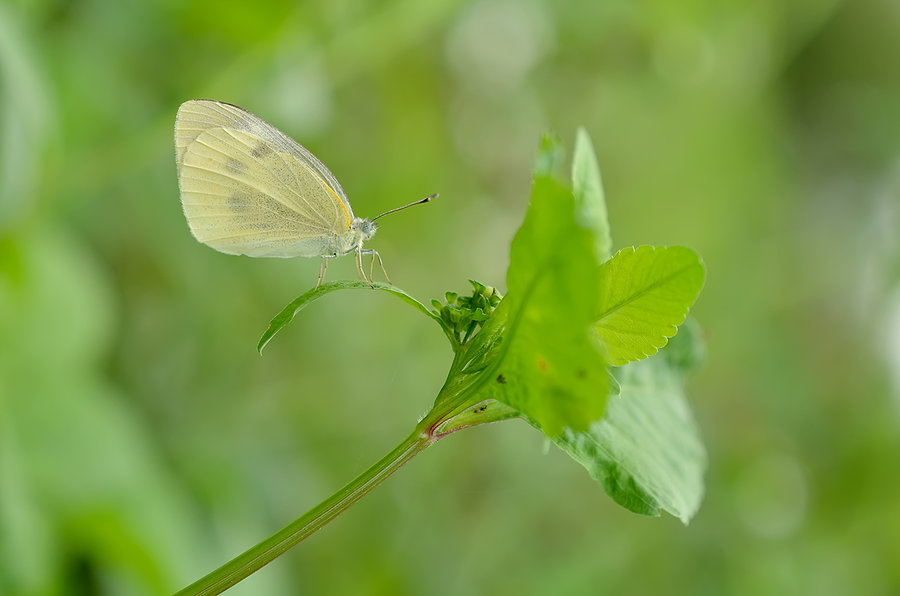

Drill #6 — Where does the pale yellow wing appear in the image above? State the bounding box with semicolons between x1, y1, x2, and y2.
175;100;353;258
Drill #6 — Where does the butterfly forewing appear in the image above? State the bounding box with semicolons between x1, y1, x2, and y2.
175;100;350;210
176;101;353;258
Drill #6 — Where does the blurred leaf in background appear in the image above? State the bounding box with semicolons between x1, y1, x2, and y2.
1;0;899;594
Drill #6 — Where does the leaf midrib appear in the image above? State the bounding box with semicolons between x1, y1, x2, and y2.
596;262;695;322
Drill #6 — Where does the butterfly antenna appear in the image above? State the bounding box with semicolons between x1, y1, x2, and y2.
372;193;438;221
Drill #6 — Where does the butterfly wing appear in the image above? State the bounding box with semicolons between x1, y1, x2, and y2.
175;100;353;258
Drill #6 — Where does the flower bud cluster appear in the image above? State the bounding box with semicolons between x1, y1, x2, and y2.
432;280;502;344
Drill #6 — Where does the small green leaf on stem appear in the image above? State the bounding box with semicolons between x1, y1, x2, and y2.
572;128;612;262
258;280;443;353
595;245;706;366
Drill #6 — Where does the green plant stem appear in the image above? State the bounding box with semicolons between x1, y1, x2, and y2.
174;424;435;596
174;347;511;596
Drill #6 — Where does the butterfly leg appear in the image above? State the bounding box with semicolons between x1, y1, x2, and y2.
375;251;391;285
360;249;390;285
355;249;375;287
315;255;335;291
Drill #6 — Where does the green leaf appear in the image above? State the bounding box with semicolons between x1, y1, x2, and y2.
549;334;707;523
258;281;443;353
571;128;612;262
533;133;565;178
595;245;706;366
493;153;608;435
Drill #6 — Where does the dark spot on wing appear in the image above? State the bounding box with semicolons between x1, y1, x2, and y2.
496;374;506;384
228;192;251;213
225;157;246;173
250;143;273;159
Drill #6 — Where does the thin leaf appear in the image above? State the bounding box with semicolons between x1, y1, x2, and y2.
258;281;443;353
571;128;612;262
595;245;706;366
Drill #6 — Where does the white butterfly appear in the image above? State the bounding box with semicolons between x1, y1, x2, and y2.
175;99;433;287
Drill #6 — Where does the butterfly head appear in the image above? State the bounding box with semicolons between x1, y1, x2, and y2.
336;217;376;255
352;217;377;241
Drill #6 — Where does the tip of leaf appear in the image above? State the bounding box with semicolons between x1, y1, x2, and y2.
573;127;592;151
533;133;564;178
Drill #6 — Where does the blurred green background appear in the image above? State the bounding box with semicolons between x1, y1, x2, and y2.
2;0;899;594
